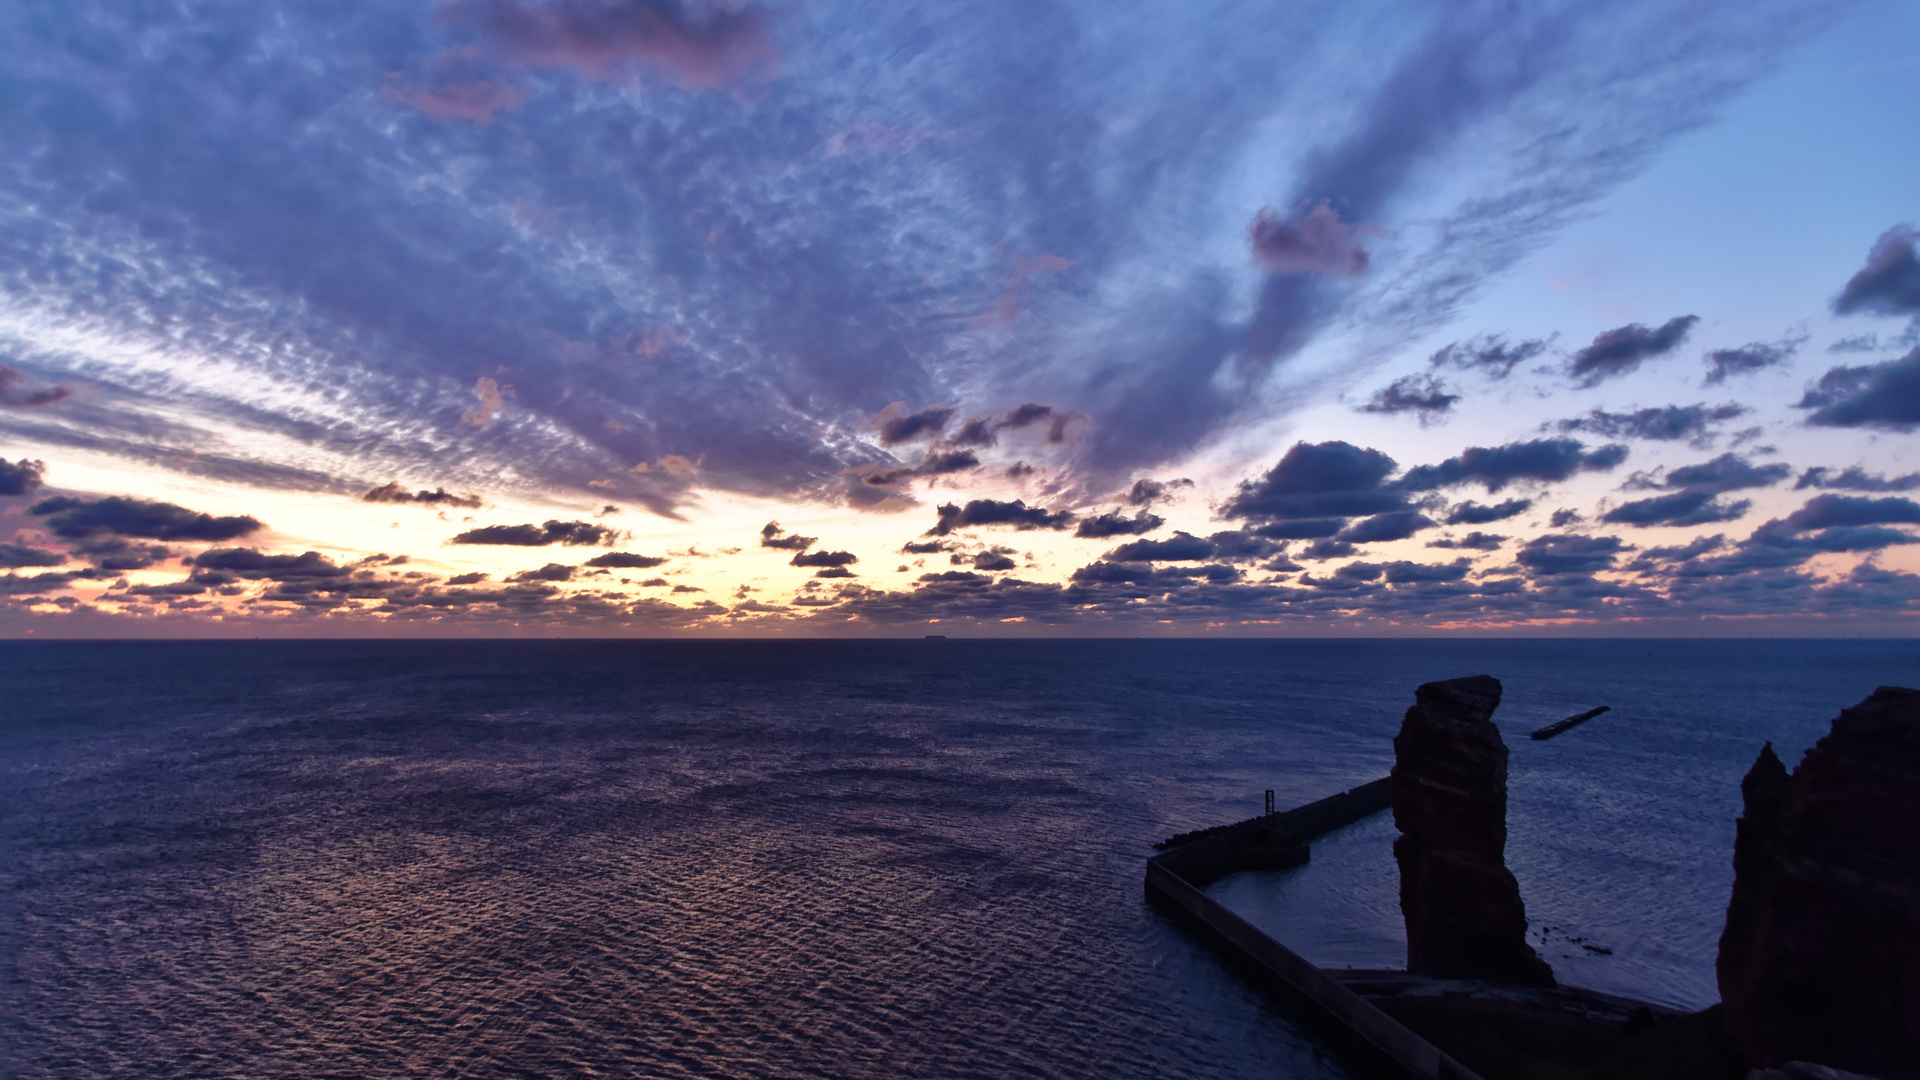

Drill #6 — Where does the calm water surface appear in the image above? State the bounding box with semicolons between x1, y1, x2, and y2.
2;639;1915;1078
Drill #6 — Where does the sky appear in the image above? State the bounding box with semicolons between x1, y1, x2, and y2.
2;0;1919;637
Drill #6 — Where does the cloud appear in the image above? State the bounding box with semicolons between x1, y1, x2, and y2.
1602;489;1749;527
1795;466;1920;493
381;48;525;124
0;365;70;407
1601;452;1785;527
926;499;1074;536
1445;499;1530;525
1073;509;1164;539
1399;438;1626;493
873;404;956;445
0;542;65;568
1833;224;1920;318
1381;558;1472;584
449;520;621;546
1550;508;1583;527
971;551;1017;571
30;496;263;543
1427;531;1504;550
362;482;484;508
510;562;576;582
1220;441;1405;523
1428;336;1551;380
1105;531;1215;562
1704;334;1804;384
1567;316;1699;387
1359;374;1458;423
0;457;46;497
445;0;779;91
1124;478;1193;507
1556;403;1748;443
1249;202;1371;277
1337;510;1434;543
790;549;857;568
192;547;351;581
1798;347;1920;429
584;551;668;568
1514;533;1628;575
1783;494;1920;532
1662;453;1792;493
900;540;947;555
759;522;815;551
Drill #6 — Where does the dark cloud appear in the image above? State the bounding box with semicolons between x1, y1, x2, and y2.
1428;335;1551;380
1299;538;1357;560
362;482;483;508
926;499;1074;536
1549;508;1583;527
0;457;46;497
1601;453;1784;527
1445;499;1530;525
900;540;948;555
1359;374;1458;423
1567;316;1699;387
0;366;70;408
1105;531;1215;562
1624;534;1725;570
1514;534;1628;575
1556;403;1747;443
760;522;815;551
1337;510;1434;543
971;552;1017;572
861;447;982;487
1602;490;1749;527
1220;441;1405;522
1381;558;1472;584
1795;466;1920;492
193;548;351;580
446;0;779;92
1073;509;1164;539
449;520;621;546
584;551;668;568
1202;530;1287;562
447;572;488;585
874;405;956;445
1704;334;1803;384
1833;225;1920;318
0;542;65;568
1784;494;1920;532
31;496;263;543
1124;478;1193;507
1399;438;1626;493
1662;453;1791;493
510;563;576;582
1426;532;1504;550
1249;202;1371;277
791;549;858;568
1798;348;1920;429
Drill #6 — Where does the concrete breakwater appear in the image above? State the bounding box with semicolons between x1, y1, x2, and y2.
1144;778;1488;1080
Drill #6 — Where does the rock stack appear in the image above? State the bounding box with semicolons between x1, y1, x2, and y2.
1391;674;1555;988
1716;686;1920;1076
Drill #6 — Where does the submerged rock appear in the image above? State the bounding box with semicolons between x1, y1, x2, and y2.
1391;675;1555;988
1717;686;1920;1076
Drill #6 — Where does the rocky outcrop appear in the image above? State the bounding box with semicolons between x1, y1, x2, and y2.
1717;742;1789;1029
1717;686;1920;1076
1391;674;1555;988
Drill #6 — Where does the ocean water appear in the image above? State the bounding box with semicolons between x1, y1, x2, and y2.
1;638;1914;1079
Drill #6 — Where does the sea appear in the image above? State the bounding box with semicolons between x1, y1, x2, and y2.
2;638;1915;1079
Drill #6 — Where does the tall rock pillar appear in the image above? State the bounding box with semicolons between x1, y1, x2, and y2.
1717;686;1920;1075
1391;674;1555;987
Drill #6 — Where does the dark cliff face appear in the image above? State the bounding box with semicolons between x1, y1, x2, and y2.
1391;675;1555;988
1717;686;1920;1075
